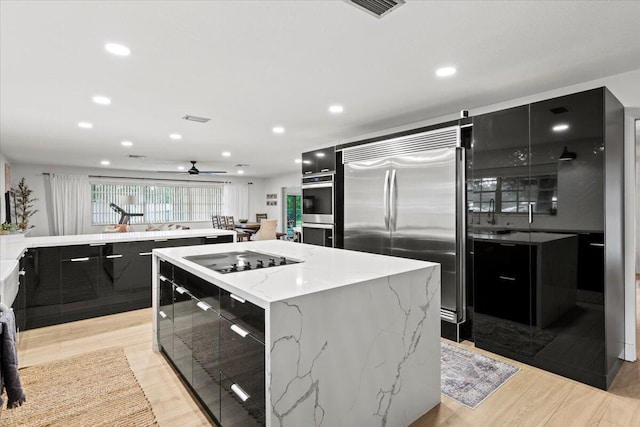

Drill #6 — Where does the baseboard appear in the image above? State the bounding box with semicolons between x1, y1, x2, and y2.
624;342;637;362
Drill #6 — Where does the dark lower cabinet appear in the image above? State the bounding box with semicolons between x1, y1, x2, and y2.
160;265;265;427
14;253;28;332
158;272;174;360
173;283;194;384
219;316;265;426
23;235;232;330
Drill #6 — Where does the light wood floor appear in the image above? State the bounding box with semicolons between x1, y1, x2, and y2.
16;282;639;427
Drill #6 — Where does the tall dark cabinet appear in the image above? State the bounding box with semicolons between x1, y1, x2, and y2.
471;87;625;389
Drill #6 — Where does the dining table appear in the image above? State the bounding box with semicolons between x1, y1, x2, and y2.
235;222;287;239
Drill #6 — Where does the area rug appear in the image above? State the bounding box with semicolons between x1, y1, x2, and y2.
441;341;520;409
0;346;157;427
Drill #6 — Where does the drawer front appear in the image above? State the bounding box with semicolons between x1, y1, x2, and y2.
202;234;234;245
220;289;265;342
219;316;265;418
159;258;173;281
60;244;103;260
173;267;220;312
220;370;265;426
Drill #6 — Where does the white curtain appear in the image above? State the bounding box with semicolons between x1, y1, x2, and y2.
223;184;249;219
48;174;91;235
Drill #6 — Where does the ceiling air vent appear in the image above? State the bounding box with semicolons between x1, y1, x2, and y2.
126;154;147;159
345;0;405;18
182;114;211;123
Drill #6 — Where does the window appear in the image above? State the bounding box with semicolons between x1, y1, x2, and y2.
91;181;224;225
468;175;557;215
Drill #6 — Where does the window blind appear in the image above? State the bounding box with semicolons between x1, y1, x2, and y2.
91;181;224;225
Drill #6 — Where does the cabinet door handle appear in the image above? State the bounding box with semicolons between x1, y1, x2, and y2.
230;324;249;338
205;236;219;239
175;286;187;294
159;311;167;319
590;243;605;248
71;257;90;262
230;293;245;303
19;270;26;276
139;252;152;256
159;275;169;282
499;276;516;281
320;168;330;172
231;383;250;401
500;243;516;247
106;254;123;259
197;301;212;312
528;203;534;224
154;239;168;242
304;171;312;174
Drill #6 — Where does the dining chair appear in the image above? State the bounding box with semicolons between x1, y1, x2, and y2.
225;215;250;241
256;213;268;222
211;215;221;229
252;219;277;241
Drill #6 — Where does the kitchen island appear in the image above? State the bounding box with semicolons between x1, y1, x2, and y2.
152;240;441;427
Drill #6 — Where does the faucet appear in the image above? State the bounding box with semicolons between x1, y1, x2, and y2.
488;199;496;225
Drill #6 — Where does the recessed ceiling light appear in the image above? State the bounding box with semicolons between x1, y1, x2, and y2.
78;122;93;129
222;151;231;157
92;95;111;105
177;166;185;170
552;123;570;132
272;126;285;134
294;159;302;164
169;133;182;140
237;170;245;174
121;141;133;147
329;104;344;114
105;43;131;56
436;66;457;77
100;160;110;166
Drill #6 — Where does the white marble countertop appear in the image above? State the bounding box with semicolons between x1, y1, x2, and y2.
472;231;577;244
154;240;438;308
0;228;235;261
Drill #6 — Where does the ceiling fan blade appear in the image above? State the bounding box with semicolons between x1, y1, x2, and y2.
198;170;227;174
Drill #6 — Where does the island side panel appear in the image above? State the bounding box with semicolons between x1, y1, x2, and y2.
268;265;440;427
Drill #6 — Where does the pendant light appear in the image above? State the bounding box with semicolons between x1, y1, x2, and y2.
558;146;577;161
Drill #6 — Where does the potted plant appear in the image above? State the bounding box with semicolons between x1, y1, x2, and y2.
12;177;38;231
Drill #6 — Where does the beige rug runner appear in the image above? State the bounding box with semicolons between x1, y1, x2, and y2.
0;346;157;427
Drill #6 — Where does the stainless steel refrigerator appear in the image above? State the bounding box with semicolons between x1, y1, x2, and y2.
342;126;466;328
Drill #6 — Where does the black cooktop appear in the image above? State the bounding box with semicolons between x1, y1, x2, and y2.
185;250;302;274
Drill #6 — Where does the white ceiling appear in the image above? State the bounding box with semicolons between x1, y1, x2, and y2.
1;0;640;178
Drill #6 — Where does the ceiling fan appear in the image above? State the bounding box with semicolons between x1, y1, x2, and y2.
159;160;227;175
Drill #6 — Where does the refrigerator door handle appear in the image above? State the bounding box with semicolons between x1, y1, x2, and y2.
383;170;390;230
390;169;397;231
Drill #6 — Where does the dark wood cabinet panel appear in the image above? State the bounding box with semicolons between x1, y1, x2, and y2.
471;87;623;390
301;147;335;175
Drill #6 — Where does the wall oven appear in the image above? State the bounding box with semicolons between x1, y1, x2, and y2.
301;174;334;224
302;173;334;247
302;223;334;247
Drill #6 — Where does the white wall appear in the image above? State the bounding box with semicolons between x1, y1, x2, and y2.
0;153;8;223
9;163;265;237
636;119;640;274
262;172;301;233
